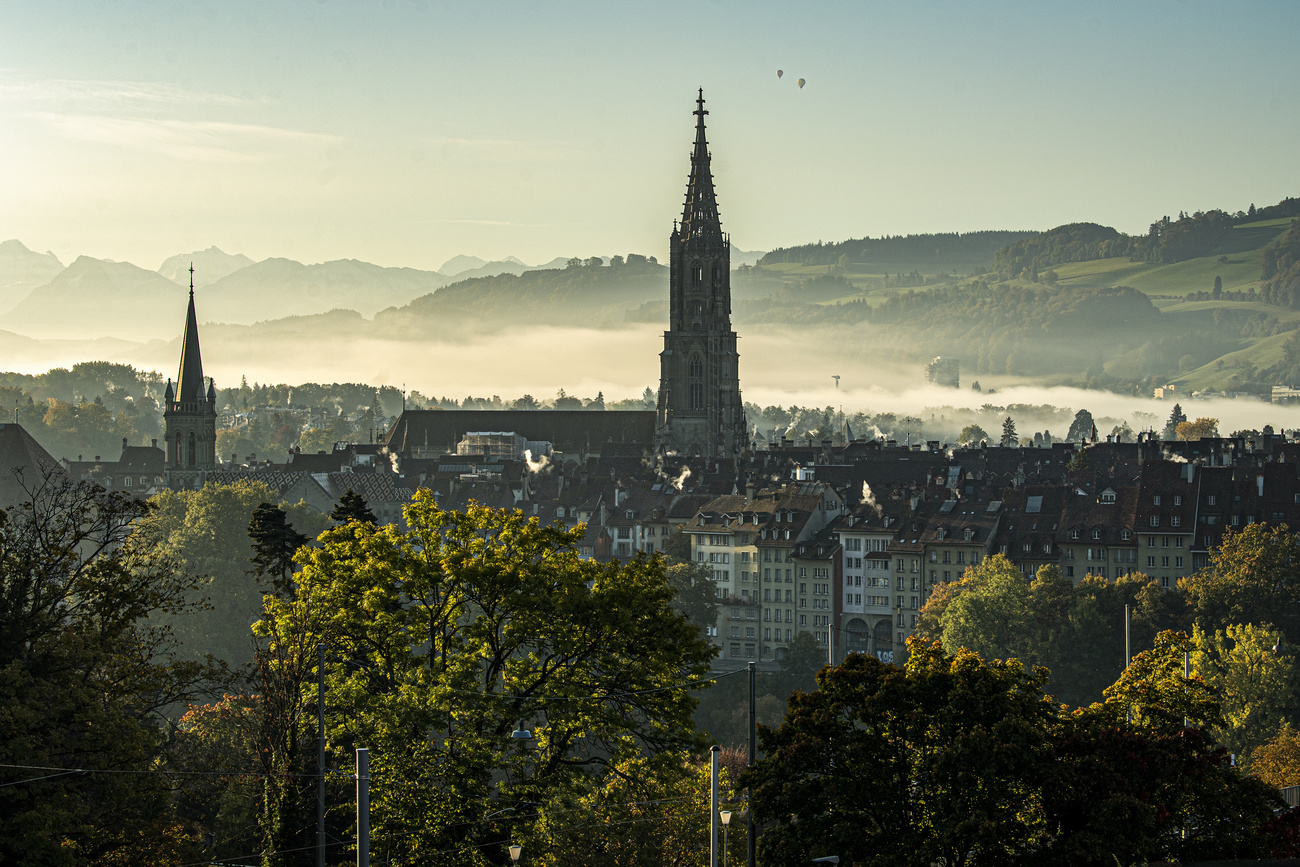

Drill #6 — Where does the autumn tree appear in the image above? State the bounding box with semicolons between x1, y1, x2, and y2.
1252;726;1300;788
1176;416;1220;440
957;423;989;446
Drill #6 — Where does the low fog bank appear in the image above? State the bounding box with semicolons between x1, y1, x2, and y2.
1;320;1296;442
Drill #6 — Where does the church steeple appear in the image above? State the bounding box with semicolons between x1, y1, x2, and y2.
176;264;205;403
679;88;722;240
164;263;217;487
655;91;746;459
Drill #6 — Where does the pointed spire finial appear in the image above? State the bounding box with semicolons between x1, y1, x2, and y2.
189;262;194;297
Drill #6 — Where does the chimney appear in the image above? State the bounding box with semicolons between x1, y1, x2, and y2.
151;438;157;449
1258;475;1265;497
122;437;128;452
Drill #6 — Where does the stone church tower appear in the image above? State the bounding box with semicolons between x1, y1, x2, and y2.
655;90;747;457
163;266;218;489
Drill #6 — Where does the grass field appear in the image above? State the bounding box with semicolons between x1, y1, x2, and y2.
1046;220;1290;297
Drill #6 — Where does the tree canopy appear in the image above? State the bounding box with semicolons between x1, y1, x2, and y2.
253;493;716;865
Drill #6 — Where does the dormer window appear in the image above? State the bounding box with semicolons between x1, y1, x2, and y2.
625;510;634;520
1091;529;1100;540
1121;529;1131;540
1153;495;1162;506
1070;529;1080;540
1173;495;1182;506
1207;495;1217;506
963;528;974;541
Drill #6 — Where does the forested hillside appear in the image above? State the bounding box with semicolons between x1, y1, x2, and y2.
377;254;667;328
760;230;1035;268
996;197;1300;277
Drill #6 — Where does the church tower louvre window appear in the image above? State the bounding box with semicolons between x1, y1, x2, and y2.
163;264;218;489
654;90;747;458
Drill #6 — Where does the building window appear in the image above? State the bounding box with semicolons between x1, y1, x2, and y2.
1208;495;1217;506
1149;516;1159;527
689;354;704;410
1174;495;1181;506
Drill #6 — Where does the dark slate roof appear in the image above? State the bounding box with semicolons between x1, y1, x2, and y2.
0;424;69;508
385;410;655;456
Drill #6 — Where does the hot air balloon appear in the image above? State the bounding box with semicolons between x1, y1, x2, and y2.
797;78;806;89
777;69;783;78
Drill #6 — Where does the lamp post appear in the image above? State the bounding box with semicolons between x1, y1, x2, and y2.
720;810;732;867
508;843;522;863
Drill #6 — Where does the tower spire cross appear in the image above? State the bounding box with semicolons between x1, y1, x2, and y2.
188;262;194;297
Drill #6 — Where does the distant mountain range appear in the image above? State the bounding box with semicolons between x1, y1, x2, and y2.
159;247;255;288
0;241;764;340
0;241;63;315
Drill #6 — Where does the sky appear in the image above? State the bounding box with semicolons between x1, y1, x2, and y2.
2;0;1299;273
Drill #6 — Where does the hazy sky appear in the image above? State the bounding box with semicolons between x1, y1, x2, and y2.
3;1;1298;272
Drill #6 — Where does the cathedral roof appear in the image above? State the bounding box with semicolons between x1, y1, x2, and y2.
176;267;206;403
679;89;723;240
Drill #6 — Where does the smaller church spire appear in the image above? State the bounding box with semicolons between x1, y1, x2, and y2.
176;263;206;404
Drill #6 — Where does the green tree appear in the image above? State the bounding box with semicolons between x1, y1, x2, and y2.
531;753;737;867
248;502;310;597
329;488;377;524
746;641;1055;866
1183;522;1300;637
1000;415;1017;446
957;423;989;446
1164;402;1188;440
1193;622;1299;764
1066;408;1095;442
938;553;1033;664
255;495;715;866
1214;274;1224;299
775;631;826;698
0;475;218;866
663;561;718;639
133;480;327;667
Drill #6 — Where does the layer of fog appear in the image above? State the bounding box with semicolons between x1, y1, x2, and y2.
3;321;1299;438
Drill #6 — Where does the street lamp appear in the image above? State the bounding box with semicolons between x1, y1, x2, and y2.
508;843;522;863
811;858;840;865
719;810;732;867
511;719;533;739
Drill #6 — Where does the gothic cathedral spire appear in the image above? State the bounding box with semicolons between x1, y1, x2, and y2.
164;264;218;488
655;90;747;458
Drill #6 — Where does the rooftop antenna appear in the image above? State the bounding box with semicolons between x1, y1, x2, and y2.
832;375;840;389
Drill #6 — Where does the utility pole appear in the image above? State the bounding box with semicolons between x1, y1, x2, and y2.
356;748;370;867
710;745;720;867
1125;604;1131;669
317;644;326;867
747;662;756;867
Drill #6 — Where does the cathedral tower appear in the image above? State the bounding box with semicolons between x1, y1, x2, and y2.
163;265;218;489
655;90;747;457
